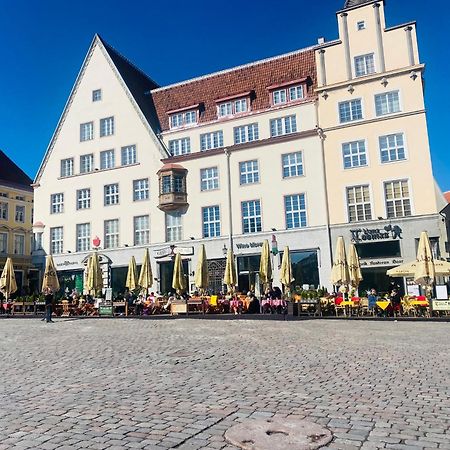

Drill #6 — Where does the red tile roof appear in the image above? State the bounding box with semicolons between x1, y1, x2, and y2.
151;48;317;132
444;191;450;204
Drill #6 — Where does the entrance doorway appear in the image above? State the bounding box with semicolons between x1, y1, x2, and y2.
159;260;189;294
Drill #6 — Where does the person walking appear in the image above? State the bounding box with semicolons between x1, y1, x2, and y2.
44;288;54;323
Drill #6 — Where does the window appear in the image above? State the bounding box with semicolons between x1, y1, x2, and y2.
76;223;91;252
357;21;366;30
16;196;24;201
375;91;401;116
273;89;287;105
50;193;64;214
342;140;367;169
100;149;115;169
384;180;412;218
104;219;119;249
234;98;248;113
76;188;91;210
217;98;248;117
14;234;25;255
218;102;232;117
282;152;303;178
169;110;197;129
121;145;137;165
354;53;375;77
0;202;8;220
92;89;102;102
285;194;307;229
200;131;224;151
239;160;259;185
379;133;406;163
133;178;149;201
162;175;171;194
0;192;8;198
168;138;191;156
100;116;114;137
346;185;372;222
80;122;93;141
50;227;63;254
15;205;25;223
80;154;94;173
0;233;7;253
339;99;363;123
202;206;221;238
165;212;182;242
242;200;262;234
270;115;297;137
134;215;150;246
289;85;304;101
104;183;119;206
60;158;74;177
200;167;219;191
234;123;259;145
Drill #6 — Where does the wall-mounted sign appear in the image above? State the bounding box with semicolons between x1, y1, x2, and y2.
56;260;79;268
359;258;404;267
432;300;450;311
350;225;403;243
154;245;194;259
236;242;263;250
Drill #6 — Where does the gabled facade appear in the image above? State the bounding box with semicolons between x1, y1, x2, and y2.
0;150;34;294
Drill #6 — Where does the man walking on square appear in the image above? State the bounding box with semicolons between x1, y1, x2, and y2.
44;288;54;323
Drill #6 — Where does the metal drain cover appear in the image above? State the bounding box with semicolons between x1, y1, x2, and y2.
224;418;332;450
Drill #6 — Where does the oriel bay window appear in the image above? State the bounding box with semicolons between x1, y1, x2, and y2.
157;164;188;211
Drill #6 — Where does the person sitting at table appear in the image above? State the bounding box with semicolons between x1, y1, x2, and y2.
273;286;282;299
390;288;402;316
246;292;260;314
367;288;378;311
163;293;175;312
134;294;145;316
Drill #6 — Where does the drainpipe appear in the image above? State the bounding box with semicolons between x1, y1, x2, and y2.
225;148;233;252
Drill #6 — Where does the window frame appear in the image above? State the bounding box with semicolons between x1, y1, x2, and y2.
200;130;224;151
50;227;63;255
383;178;413;219
0;232;7;254
50;193;64;214
0;201;8;220
354;53;376;77
169;109;198;129
13;233;25;255
338;98;364;124
346;184;373;223
239;160;260;185
60;158;74;177
104;183;119;206
100;116;115;137
282;151;304;179
79;153;94;174
165;212;183;242
200;167;219;192
104;219;120;249
202;205;221;238
100;149;115;170
241;199;262;234
342;139;369;170
76;223;91;252
121;145;137;166
134;215;150;246
80;121;94;142
379;132;407;164
233;123;259;145
284;193;307;229
15;205;25;223
270;115;297;137
374;90;401;117
168;137;191;156
92;89;102;102
76;188;91;210
133;178;149;201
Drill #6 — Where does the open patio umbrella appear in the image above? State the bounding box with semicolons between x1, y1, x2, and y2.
259;239;272;291
348;243;363;288
194;244;208;293
280;246;294;296
125;256;138;292
414;231;436;286
223;248;237;293
0;257;17;302
138;249;153;294
41;255;60;293
86;252;103;295
172;252;186;294
331;236;350;287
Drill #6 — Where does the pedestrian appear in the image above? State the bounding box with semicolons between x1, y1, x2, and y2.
44;288;54;323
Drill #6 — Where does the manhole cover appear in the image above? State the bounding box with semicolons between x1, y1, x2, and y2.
224;418;332;450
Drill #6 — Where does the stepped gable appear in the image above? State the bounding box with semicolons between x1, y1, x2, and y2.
0;150;33;191
151;47;317;132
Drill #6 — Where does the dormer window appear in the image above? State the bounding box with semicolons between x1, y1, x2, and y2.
168;105;199;129
268;78;307;106
216;92;251;118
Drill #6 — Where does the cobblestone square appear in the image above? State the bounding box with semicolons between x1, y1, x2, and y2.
0;318;449;449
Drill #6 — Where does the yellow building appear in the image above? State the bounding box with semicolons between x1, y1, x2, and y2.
0;150;35;294
315;0;448;292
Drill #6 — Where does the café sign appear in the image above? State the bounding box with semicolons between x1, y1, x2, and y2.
236;242;263;250
350;224;403;243
360;258;404;267
154;245;194;259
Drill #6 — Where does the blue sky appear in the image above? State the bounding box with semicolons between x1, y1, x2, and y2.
1;0;449;190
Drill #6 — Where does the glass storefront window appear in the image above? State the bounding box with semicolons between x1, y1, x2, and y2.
283;250;319;289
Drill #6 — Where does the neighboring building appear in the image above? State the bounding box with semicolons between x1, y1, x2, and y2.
315;0;449;292
32;0;448;295
0;150;35;294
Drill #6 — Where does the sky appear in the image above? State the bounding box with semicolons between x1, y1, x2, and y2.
1;0;449;189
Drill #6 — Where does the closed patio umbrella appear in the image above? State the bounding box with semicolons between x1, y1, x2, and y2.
41;255;60;293
414;231;435;286
0;257;17;302
348;243;363;288
172;252;186;294
331;236;350;287
126;256;138;292
86;252;103;295
223;248;237;293
259;239;272;291
138;249;153;294
194;244;208;292
280;246;294;296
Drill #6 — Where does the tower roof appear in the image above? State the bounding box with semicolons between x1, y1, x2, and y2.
344;0;376;8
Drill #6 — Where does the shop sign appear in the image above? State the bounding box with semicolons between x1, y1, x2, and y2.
360;258;404;267
154;246;194;259
56;260;79;268
432;300;450;311
236;242;263;250
350;225;403;243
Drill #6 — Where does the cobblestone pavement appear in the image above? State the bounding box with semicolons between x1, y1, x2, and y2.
0;318;449;450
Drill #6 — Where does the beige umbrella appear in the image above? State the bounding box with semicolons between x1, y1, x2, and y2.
414;231;436;286
331;236;350;286
348;243;363;288
86;252;103;295
259;239;272;290
0;257;18;302
194;244;208;292
280;246;294;296
172;252;186;294
223;248;237;293
125;256;138;292
138;249;153;294
41;255;60;293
